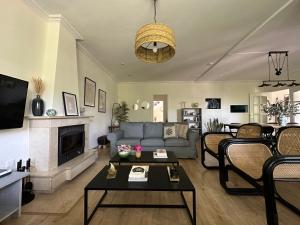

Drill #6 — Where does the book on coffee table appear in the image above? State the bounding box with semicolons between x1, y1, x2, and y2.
128;165;149;182
167;166;180;182
0;169;12;178
153;149;168;159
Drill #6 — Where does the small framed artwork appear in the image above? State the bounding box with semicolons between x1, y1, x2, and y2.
98;89;106;113
62;92;79;116
206;98;221;109
84;77;96;107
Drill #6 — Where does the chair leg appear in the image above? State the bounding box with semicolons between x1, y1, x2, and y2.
263;174;278;225
201;149;219;169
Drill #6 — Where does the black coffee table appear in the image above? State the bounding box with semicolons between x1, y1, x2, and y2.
84;165;196;225
110;151;179;166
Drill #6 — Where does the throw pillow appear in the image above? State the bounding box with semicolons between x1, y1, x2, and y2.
163;125;176;139
176;124;189;139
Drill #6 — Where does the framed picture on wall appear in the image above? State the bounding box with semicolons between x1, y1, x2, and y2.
62;92;79;116
98;89;106;113
205;98;221;109
84;77;96;107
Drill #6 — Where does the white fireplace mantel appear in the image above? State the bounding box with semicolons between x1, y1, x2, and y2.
27;115;97;193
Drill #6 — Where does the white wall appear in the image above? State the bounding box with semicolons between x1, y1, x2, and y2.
0;0;47;166
0;1;117;166
77;46;117;148
118;81;258;131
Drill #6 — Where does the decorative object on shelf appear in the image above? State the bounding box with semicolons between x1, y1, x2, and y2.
46;109;57;116
117;144;131;158
205;118;224;132
258;51;300;88
98;89;106;113
135;0;175;63
191;103;199;108
205;98;221;109
106;163;117;179
133;144;143;158
262;97;300;125
84;77;96;107
179;101;186;108
114;101;130;123
32;76;45;116
62;92;79;116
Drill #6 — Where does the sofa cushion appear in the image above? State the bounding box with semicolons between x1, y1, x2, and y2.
141;138;164;147
120;122;144;138
144;123;163;138
164;138;189;147
163;125;176;139
175;124;189;139
116;138;141;146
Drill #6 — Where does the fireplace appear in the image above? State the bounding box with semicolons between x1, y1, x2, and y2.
58;125;85;166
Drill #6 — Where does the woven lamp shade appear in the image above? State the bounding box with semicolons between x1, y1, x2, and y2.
135;23;176;63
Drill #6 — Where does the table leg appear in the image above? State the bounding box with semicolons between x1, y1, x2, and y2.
84;189;88;225
193;190;196;225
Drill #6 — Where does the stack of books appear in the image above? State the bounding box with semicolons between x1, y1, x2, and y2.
128;165;149;182
153;149;168;159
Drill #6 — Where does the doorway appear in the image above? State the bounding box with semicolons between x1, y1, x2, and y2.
153;95;168;122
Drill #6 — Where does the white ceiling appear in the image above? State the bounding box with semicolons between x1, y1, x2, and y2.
34;0;300;82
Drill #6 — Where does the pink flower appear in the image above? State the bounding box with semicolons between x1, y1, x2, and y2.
134;144;143;152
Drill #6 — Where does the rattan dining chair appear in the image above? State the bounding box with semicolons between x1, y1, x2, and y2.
201;123;263;169
218;126;300;225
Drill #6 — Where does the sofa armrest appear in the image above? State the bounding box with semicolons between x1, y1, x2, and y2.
107;130;124;147
187;130;199;149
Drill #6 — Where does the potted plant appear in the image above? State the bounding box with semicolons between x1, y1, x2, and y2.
205;118;224;132
133;144;143;158
262;98;300;126
114;101;130;124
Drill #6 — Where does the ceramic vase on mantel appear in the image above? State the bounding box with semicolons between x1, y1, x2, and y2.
277;114;288;126
32;95;44;116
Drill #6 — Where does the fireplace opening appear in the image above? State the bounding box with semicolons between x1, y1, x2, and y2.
58;125;85;166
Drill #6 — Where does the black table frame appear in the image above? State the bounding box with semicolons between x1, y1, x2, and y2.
84;166;196;225
109;151;179;166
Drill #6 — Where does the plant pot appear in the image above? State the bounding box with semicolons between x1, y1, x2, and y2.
277;114;288;126
32;95;44;116
135;151;141;158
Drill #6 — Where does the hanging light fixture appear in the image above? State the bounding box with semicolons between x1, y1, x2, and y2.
258;51;300;88
135;0;176;63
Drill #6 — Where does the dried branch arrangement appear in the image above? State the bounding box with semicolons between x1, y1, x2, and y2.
32;76;45;96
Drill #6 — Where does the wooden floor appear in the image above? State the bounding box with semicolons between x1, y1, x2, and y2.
3;147;300;225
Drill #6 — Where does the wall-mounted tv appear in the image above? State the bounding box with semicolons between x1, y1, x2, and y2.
230;105;248;113
0;74;28;129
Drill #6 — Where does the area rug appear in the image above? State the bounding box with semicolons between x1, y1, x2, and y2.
22;152;108;214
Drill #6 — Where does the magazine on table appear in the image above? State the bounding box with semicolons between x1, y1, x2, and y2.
153;149;168;159
128;165;149;182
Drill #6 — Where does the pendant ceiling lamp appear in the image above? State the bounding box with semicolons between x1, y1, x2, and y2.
258;51;300;88
135;0;176;63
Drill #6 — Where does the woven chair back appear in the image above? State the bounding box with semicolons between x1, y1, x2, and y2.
273;164;300;179
236;124;262;138
277;127;300;155
204;133;232;154
227;143;272;179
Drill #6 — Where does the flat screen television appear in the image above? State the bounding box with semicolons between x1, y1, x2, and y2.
230;105;248;113
0;74;28;129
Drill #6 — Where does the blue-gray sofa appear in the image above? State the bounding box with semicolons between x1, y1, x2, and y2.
107;122;199;158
